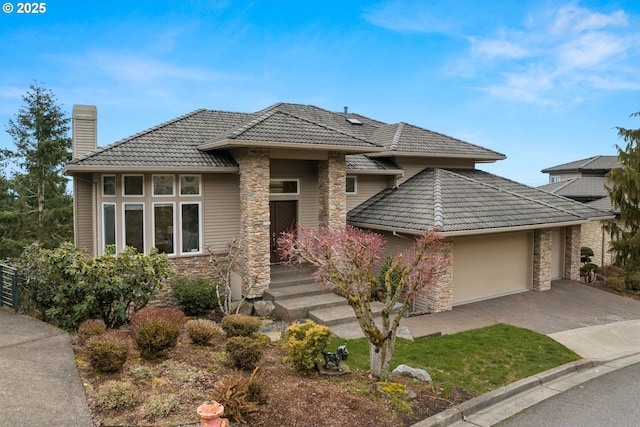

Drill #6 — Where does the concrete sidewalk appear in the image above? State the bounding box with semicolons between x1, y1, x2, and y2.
0;307;93;426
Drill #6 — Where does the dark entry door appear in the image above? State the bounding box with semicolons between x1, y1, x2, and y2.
270;200;297;263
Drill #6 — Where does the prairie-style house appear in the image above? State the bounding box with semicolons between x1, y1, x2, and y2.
64;103;612;313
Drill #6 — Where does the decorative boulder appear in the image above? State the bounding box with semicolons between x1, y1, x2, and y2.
254;300;276;317
230;301;254;316
392;364;431;382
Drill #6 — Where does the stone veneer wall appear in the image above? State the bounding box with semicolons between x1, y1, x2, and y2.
565;225;582;281
237;148;271;298
581;220;616;266
426;238;454;313
318;152;347;229
533;228;552;291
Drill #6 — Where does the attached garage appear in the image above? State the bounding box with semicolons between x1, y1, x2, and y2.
452;232;533;305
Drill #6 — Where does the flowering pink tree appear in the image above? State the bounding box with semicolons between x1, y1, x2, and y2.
278;225;450;377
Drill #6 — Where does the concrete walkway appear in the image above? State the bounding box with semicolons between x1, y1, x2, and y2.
0;307;93;426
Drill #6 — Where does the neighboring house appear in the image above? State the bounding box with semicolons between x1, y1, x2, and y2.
539;155;621;266
64;103;612;314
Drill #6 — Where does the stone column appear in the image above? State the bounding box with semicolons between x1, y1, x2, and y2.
533;228;552;291
565;225;582;281
427;238;454;313
236;148;270;298
318;152;347;229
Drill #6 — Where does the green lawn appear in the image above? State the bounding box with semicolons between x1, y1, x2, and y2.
328;323;580;396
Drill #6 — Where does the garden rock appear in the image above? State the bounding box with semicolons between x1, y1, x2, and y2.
396;326;413;340
230;301;254;316
254;300;276;317
392;364;431;382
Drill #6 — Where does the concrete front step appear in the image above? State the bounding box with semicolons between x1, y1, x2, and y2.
275;293;347;321
309;301;387;327
263;283;331;302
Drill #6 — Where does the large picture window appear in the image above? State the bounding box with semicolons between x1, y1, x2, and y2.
154;203;175;255
153;175;175;196
124;203;144;253
181;203;200;253
103;203;116;249
123;175;144;196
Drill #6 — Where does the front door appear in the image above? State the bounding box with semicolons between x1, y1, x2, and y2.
270;200;297;263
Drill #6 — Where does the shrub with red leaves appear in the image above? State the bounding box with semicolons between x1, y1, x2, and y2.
129;307;185;359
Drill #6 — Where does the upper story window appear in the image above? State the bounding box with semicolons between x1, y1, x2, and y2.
103;175;116;196
346;176;357;194
153;175;175;196
180;175;201;196
550;176;561;183
270;179;299;195
123;175;144;196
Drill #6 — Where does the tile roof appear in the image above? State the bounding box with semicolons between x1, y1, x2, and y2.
67;109;249;169
66;103;504;170
371;122;506;160
541;155;620;173
538;177;609;199
346;155;402;172
347;168;612;235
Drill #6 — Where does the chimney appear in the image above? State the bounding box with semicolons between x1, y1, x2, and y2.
343;106;348;117
72;105;97;159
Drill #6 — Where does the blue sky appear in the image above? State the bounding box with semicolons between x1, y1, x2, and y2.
1;0;639;186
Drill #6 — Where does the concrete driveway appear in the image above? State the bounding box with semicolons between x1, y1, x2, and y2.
334;280;640;360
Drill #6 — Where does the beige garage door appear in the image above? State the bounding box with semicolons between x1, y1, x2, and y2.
452;232;533;305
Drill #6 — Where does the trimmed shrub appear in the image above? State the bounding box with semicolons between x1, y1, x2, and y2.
86;331;130;373
221;314;261;338
599;265;627;292
170;276;219;315
143;394;180;418
127;364;154;383
77;319;107;343
283;320;331;371
226;336;263;370
130;307;185;359
185;319;221;345
95;380;138;410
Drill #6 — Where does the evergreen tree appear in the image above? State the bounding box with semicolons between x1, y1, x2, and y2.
604;111;640;270
2;83;72;257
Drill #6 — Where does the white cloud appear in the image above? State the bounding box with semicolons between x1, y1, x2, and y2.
550;6;628;35
362;1;454;33
464;5;639;106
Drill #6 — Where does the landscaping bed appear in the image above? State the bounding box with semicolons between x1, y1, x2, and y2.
74;321;578;426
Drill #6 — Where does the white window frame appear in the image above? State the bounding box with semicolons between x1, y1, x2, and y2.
152;202;176;256
550;175;561;183
152;175;175;197
179;175;201;196
123;203;145;253
122;174;145;197
346;176;357;194
180;201;202;255
102;202;117;251
102;175;116;197
269;178;300;195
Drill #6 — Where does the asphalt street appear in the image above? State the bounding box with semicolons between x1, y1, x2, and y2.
495;362;640;427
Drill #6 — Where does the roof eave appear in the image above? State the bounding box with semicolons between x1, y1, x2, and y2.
348;219;602;238
367;151;506;161
64;165;240;175
346;169;404;175
198;139;384;153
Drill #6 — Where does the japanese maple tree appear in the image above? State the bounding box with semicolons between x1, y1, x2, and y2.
278;225;450;377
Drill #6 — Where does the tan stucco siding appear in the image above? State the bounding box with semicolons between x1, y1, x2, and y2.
270;159;320;228
395;157;475;184
73;174;96;256
551;227;565;279
452;232;532;305
203;173;241;253
346;175;394;211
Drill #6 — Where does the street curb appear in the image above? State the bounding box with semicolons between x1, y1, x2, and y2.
411;358;606;427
